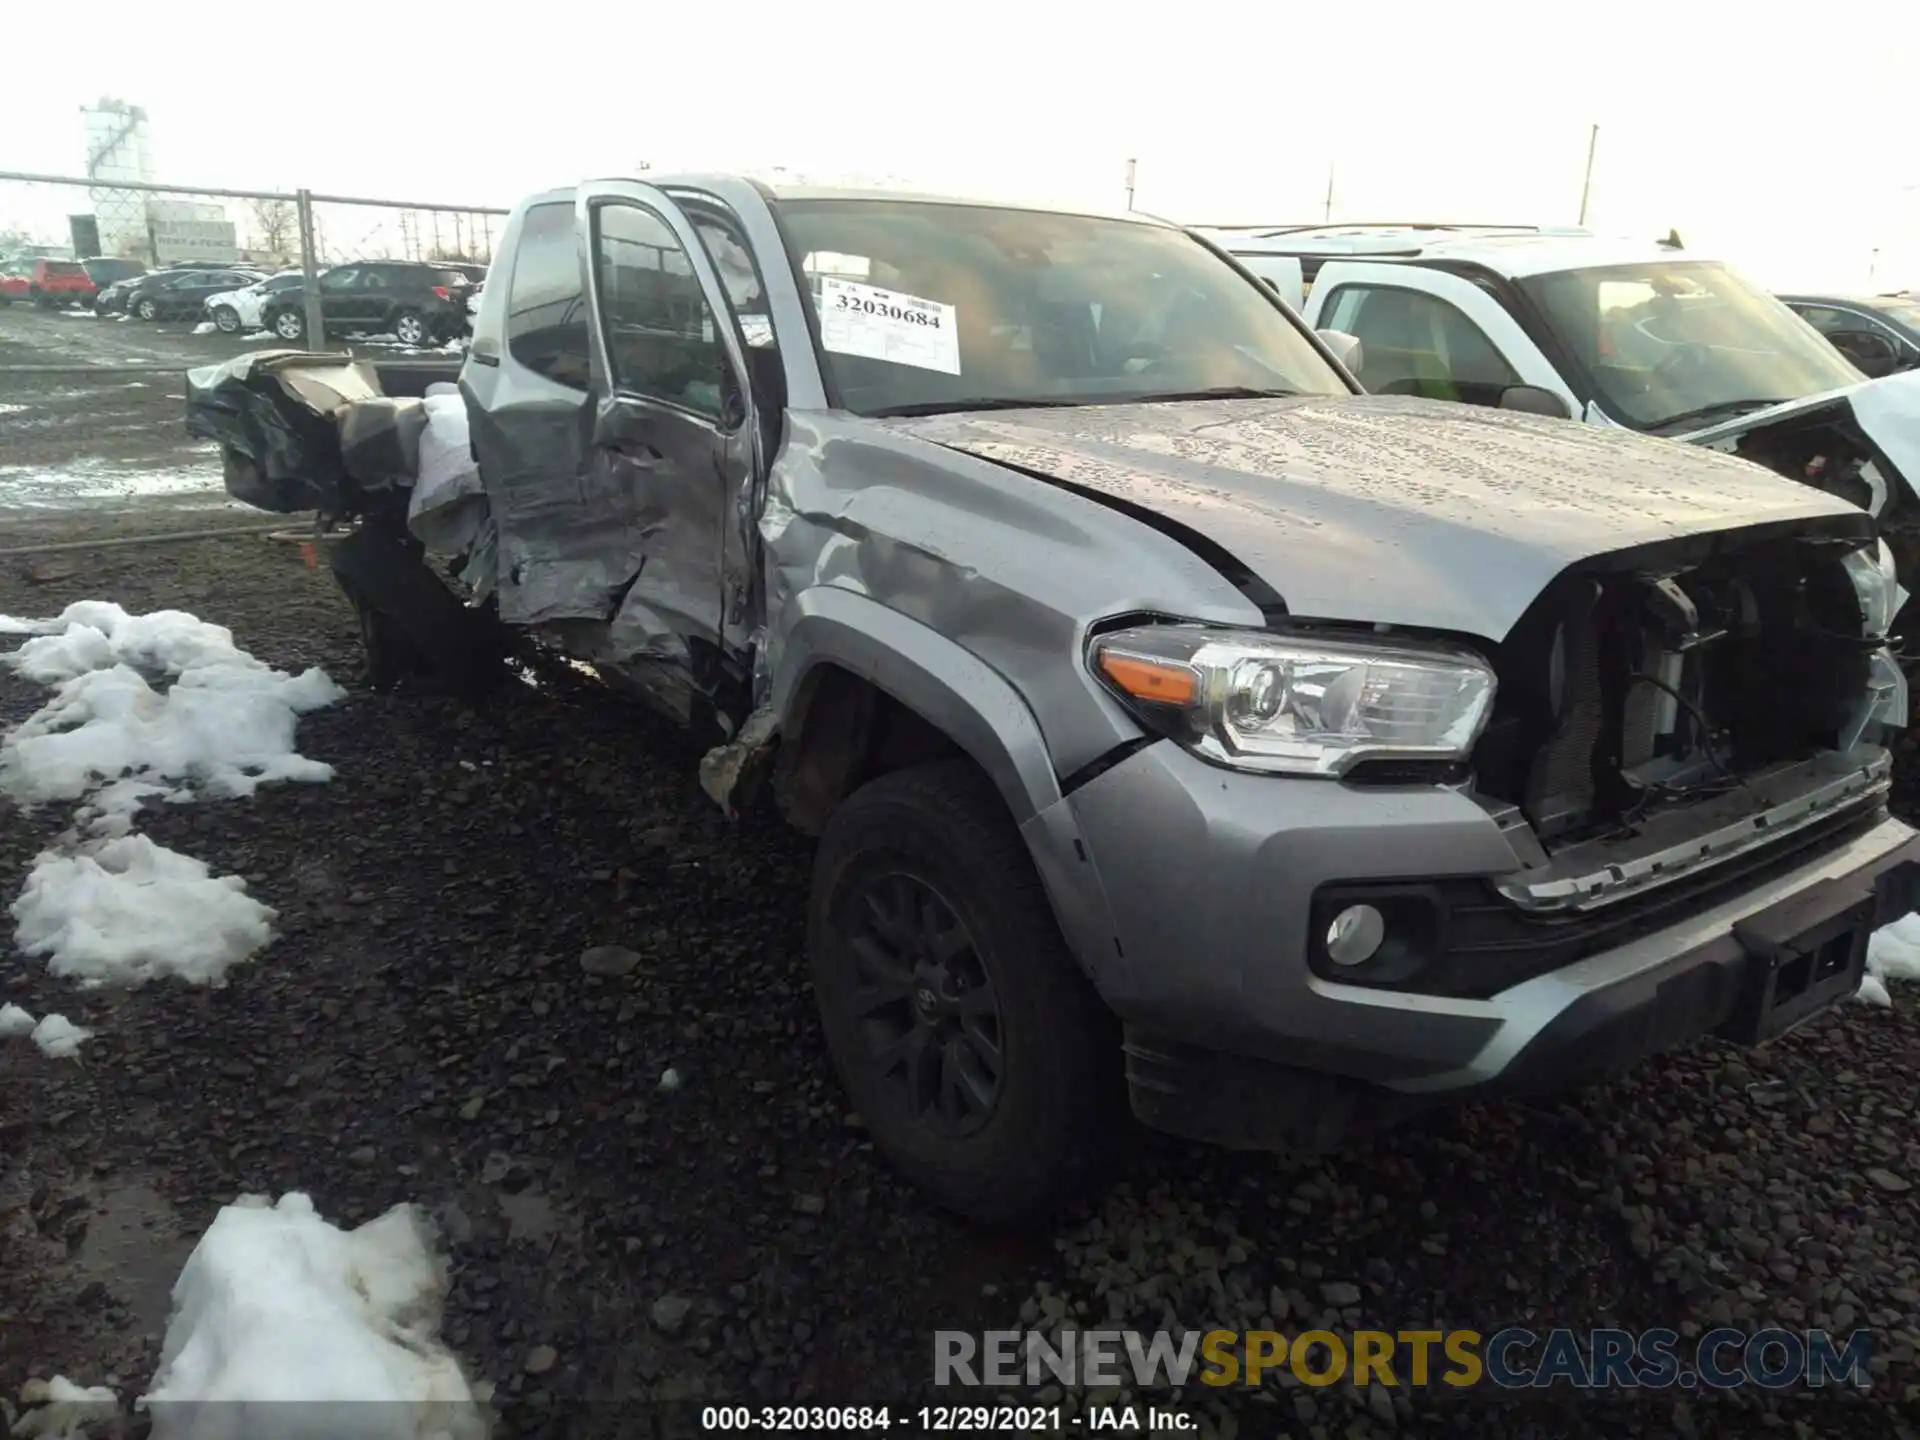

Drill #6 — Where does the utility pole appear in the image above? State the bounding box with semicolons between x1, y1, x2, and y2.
1124;158;1137;212
1578;123;1599;226
1323;164;1335;224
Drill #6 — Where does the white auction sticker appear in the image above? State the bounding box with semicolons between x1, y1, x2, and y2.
818;277;960;375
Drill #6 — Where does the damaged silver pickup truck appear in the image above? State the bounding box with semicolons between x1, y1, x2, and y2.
189;177;1920;1223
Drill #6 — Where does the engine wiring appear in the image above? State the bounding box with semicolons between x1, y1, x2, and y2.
1607;670;1754;832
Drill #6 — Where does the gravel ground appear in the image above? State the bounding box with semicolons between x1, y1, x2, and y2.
1;457;1918;1435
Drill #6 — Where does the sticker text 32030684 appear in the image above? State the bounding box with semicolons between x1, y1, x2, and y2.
818;276;961;375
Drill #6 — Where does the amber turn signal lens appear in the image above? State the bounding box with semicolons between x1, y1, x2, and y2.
1098;651;1197;706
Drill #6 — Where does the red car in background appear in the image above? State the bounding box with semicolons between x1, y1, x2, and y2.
0;258;97;308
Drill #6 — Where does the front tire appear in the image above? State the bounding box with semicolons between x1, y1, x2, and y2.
271;307;305;342
392;309;427;347
211;305;242;334
808;760;1118;1225
135;297;158;321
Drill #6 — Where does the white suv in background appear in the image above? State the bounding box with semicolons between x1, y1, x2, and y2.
1202;222;1920;620
204;271;306;335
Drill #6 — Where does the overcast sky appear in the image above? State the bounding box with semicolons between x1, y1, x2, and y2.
2;0;1916;289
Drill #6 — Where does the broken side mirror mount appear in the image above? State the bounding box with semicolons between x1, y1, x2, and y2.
1498;384;1574;420
1317;329;1363;373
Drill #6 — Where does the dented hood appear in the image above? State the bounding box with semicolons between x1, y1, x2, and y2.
1682;368;1920;511
892;394;1870;641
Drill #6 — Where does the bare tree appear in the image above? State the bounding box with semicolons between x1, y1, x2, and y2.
249;199;296;260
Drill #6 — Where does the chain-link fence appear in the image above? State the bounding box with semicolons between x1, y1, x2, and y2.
0;169;507;366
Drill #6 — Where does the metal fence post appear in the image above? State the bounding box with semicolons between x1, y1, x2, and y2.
296;188;325;352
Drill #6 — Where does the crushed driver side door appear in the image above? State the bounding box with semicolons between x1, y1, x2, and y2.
570;180;763;728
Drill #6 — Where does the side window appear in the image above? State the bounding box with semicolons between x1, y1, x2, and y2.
504;201;590;390
591;201;725;420
320;268;357;291
693;215;774;351
1793;306;1847;334
1322;284;1520;406
1822;312;1904;375
360;269;390;291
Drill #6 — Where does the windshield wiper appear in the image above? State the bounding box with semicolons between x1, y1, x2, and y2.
1652;398;1792;434
866;397;1087;418
867;386;1300;419
1120;385;1301;405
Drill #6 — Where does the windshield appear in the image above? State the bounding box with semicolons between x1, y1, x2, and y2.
1868;298;1920;334
1517;260;1863;433
773;200;1349;415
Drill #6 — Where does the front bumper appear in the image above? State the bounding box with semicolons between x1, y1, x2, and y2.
1050;740;1920;1149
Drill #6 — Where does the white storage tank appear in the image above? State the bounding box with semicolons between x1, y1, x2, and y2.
81;98;156;258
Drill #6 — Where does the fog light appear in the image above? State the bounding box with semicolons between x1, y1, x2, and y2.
1325;904;1386;967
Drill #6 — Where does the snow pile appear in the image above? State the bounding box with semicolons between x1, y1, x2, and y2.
0;1001;93;1058
13;837;276;988
0;602;342;988
1;603;341;832
139;1193;487;1440
2;657;341;819
1859;912;1920;1007
9;1376;120;1437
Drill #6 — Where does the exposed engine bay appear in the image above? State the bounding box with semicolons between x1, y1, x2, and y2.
1705;392;1920;639
1472;531;1900;898
1733;416;1886;516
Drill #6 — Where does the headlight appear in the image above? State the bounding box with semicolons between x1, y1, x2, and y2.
1088;625;1496;777
1842;538;1901;637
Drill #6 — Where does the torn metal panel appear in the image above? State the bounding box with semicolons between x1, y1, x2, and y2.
460;517;499;607
185;349;383;515
479;401;649;626
407;393;490;560
698;702;780;816
338;398;428;493
592;419;730;668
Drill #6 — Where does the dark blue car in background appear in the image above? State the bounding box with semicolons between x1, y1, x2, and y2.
1781;292;1920;377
